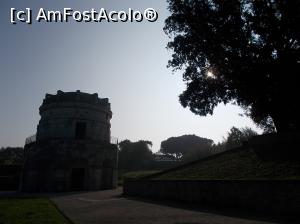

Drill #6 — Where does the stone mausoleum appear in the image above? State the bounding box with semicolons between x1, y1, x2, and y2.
21;90;118;192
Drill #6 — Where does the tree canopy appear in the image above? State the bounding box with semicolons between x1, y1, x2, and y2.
160;134;214;159
118;140;154;170
225;126;258;149
0;147;24;165
164;0;300;132
210;126;258;153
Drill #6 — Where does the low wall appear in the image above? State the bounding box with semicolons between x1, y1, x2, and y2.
0;165;22;191
123;179;300;216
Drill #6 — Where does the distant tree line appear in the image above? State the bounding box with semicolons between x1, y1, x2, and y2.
159;127;257;163
0;147;24;165
118;126;258;170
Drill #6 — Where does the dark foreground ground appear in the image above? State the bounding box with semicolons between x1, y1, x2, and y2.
49;188;294;224
0;188;296;224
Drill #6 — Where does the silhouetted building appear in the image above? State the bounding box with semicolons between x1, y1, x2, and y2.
20;90;118;192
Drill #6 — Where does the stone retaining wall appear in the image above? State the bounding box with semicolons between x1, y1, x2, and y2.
123;179;300;216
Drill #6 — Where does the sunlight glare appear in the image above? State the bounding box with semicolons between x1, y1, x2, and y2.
206;71;216;79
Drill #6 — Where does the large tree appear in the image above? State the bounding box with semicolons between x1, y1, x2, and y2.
160;135;213;159
164;0;300;132
225;126;258;149
118;140;154;170
0;147;24;165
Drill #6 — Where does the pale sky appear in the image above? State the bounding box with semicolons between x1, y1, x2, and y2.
0;0;260;152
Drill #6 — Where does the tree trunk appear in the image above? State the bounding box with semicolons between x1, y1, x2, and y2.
270;111;299;133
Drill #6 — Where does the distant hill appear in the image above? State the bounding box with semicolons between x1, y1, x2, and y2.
148;146;300;180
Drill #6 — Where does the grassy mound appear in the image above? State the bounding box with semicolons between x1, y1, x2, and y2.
118;170;161;185
151;147;300;180
122;170;161;179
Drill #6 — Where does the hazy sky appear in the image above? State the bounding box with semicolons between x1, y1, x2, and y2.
0;0;260;152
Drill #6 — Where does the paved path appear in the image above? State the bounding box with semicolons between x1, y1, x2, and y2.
50;188;289;224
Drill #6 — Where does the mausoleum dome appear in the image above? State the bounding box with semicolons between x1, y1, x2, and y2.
37;90;112;142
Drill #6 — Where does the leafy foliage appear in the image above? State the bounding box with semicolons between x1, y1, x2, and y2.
118;140;154;170
165;0;300;132
226;126;258;149
0;147;24;165
212;126;258;153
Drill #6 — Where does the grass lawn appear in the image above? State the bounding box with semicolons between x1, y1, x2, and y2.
0;198;70;224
